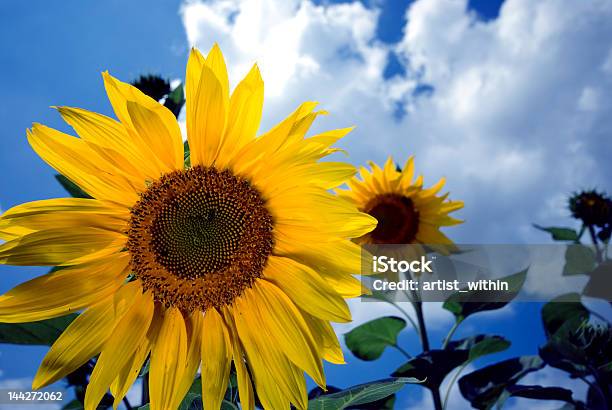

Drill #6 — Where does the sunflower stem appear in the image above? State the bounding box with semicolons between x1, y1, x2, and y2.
413;299;443;410
123;397;133;410
142;373;149;406
588;224;603;263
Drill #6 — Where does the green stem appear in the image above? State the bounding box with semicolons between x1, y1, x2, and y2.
412;300;443;410
441;319;463;350
123;397;133;410
588;224;603;263
393;343;413;360
442;362;468;410
413;301;430;351
579;374;607;407
142;373;149;406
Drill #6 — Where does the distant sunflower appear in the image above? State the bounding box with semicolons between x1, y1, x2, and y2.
339;156;463;253
0;45;376;410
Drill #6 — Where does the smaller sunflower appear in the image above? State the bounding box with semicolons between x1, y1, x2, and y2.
339;156;463;254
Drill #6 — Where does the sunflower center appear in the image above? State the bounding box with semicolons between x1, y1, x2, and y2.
127;165;274;312
364;194;419;244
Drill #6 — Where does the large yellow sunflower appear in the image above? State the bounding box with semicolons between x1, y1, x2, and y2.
0;45;376;410
339;156;463;250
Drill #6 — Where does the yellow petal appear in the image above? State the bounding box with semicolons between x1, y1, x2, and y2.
110;335;151;410
0;227;125;266
149;306;188;410
277;238;363;278
270;187;377;240
126;101;183;170
187;63;227;166
0;253;129;322
0;198;128;239
232;295;305;409
56;106;152;185
173;312;204;408
251;280;325;386
415;223;454;245
32;282;140;390
216;64;264;168
85;289;154;410
27;125;138;206
256;101;319;154
264;256;351;323
201;308;231;410
301;311;345;364
102;72;183;176
185;48;204;143
205;44;230;107
222;308;255;410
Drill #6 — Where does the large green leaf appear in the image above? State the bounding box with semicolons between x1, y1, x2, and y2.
308;386;395;410
447;334;511;361
344;316;406;361
0;314;77;345
541;293;589;338
562;244;596;276
443;269;527;322
55;174;91;199
582;261;612;300
533;225;579;242
458;356;544;410
307;378;420;410
392;349;468;390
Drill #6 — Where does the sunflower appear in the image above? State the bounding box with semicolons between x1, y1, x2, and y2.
0;45;376;410
339;156;463;254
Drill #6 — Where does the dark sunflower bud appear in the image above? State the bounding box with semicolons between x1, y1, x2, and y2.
568;190;611;227
131;74;171;102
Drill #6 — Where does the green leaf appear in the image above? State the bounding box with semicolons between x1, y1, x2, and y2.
179;377;202;410
562;244;596;275
344;316;406;361
443;269;527;322
307;378;420;410
541;293;589;338
184;140;191;168
220;400;239;410
392;350;468;390
55;174;91;199
0;314;77;345
533;225;579;241
458;356;544;410
447;335;511;361
164;83;185;118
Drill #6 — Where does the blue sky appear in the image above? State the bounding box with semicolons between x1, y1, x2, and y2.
1;0;611;408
